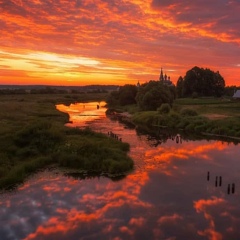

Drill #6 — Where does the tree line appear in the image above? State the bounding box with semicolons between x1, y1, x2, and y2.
107;81;176;111
107;66;239;110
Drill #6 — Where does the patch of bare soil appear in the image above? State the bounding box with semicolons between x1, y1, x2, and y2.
203;114;228;120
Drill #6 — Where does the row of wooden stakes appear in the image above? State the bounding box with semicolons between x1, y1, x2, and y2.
107;131;122;141
207;171;235;194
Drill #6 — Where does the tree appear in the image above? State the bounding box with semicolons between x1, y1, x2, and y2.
135;81;174;110
106;90;119;107
224;86;239;97
176;76;184;98
106;84;137;106
181;66;225;97
118;84;138;105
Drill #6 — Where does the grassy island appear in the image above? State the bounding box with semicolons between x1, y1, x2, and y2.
0;93;133;190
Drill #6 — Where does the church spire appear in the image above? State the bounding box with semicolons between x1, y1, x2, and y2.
136;81;140;88
159;67;164;82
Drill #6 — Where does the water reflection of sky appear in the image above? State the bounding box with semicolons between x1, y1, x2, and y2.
56;102;106;128
1;103;240;240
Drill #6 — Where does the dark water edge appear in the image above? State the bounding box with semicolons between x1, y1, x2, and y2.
108;109;240;145
135;124;240;145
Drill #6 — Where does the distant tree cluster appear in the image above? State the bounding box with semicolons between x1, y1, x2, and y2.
176;66;225;98
0;89;27;95
107;84;138;106
0;85;118;95
106;81;176;111
0;87;67;95
136;81;175;110
224;86;240;97
30;87;66;94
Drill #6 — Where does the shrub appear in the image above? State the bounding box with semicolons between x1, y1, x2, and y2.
158;103;171;114
132;111;159;126
192;92;198;98
194;124;206;132
176;117;190;129
180;108;198;116
185;123;195;131
14;121;64;154
167;112;180;127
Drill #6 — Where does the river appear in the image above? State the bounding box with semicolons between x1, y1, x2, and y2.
0;102;240;240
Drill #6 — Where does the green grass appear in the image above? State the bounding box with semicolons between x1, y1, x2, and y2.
174;97;240;117
115;97;240;141
0;93;133;190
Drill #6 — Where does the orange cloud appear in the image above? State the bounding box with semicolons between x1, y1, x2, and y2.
129;217;146;227
158;213;183;224
144;141;228;175
194;197;226;240
0;0;239;86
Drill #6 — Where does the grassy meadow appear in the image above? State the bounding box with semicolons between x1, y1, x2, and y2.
174;97;240;118
0;93;133;190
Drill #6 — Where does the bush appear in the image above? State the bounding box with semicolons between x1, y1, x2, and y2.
185;123;195;131
194;124;207;132
192;92;198;98
14;121;64;154
158;103;171;114
176;118;190;129
180;108;198;116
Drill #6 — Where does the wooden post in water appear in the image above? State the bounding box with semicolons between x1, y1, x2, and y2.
228;184;230;194
232;183;235;194
219;176;222;186
215;176;218;187
207;171;210;181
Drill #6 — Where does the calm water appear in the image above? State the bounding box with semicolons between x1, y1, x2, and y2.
1;102;240;240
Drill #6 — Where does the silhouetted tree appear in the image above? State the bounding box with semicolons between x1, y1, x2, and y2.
106;84;137;106
176;76;184;98
224;86;239;97
106;90;119;107
135;81;174;110
181;66;225;97
118;84;138;105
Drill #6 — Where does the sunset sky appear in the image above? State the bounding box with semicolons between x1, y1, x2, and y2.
0;0;239;86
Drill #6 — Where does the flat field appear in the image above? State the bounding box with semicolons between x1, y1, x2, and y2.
174;97;240;119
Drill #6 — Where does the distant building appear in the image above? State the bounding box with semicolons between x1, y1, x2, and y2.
159;68;174;86
136;67;174;87
233;90;240;99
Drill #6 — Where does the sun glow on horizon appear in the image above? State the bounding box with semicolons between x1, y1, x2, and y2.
0;50;135;85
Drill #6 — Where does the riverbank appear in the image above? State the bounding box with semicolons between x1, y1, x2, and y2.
0;93;134;190
106;97;240;143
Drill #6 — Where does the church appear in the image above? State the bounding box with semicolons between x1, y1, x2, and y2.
159;68;174;86
137;67;174;87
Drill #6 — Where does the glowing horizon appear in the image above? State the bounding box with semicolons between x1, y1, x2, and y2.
0;0;239;86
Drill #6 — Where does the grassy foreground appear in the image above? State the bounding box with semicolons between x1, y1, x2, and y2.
0;93;133;190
